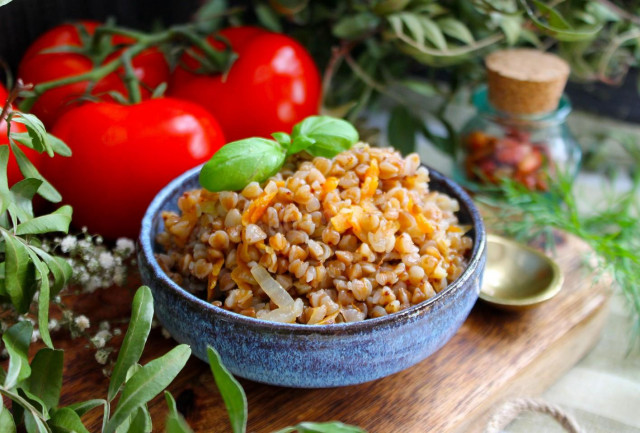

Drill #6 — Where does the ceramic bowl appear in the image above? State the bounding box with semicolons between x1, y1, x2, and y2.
138;164;487;388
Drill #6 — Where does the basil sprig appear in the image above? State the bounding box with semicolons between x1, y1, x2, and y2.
199;116;359;192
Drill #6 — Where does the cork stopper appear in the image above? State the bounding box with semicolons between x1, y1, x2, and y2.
486;49;570;115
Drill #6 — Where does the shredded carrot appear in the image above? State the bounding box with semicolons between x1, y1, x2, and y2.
206;258;225;301
361;159;379;198
323;176;339;194
415;213;435;235
241;190;277;226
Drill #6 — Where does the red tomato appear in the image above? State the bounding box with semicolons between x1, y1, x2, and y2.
0;84;44;186
169;26;321;141
43;98;226;238
18;21;170;127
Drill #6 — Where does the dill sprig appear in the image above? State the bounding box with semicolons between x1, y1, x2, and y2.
477;172;640;345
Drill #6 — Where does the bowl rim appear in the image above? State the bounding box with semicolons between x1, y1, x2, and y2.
139;162;486;335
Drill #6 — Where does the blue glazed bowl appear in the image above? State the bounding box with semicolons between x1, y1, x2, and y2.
138;164;486;388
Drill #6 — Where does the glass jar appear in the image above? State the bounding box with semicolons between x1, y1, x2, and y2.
455;86;581;191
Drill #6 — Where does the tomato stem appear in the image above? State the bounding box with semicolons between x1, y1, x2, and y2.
120;51;142;104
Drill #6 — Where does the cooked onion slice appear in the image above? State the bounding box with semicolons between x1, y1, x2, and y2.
250;264;294;309
258;299;304;323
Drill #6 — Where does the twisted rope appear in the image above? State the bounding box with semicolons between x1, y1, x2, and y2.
484;398;585;433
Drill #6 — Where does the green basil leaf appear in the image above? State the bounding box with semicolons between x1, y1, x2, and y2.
15;205;72;235
108;286;154;401
0;401;16;433
273;421;367;433
45;134;72;157
332;12;380;40
287;135;316;156
49;407;90;433
199;138;286;192
9;178;42;223
10;142;62;203
1;231;33;314
2;321;33;389
420;16;447;50
271;132;291;148
388;13;423;46
0;262;7;297
27;348;63;409
12;113;51;156
291;116;359;158
23;410;48;433
104;344;191;433
65;399;107;417
124;406;152;433
165;392;194;433
436;17;474;44
206;346;247;433
387;105;420;155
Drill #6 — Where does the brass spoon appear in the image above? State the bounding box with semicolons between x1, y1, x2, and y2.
479;234;564;311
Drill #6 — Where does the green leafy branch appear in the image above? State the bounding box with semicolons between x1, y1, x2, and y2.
0;285;365;433
1;87;74;348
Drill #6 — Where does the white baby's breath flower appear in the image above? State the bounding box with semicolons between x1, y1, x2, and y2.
113;328;122;336
92;336;106;349
78;239;92;251
74;315;90;331
87;258;99;273
48;318;60;331
113;267;127;286
95;349;109;365
86;276;103;292
98;252;115;269
31;329;41;343
115;238;135;256
60;235;77;253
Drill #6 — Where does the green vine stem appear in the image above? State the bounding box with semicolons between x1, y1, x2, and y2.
17;23;233;111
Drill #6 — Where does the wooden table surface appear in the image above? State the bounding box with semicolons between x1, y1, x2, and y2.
39;232;610;433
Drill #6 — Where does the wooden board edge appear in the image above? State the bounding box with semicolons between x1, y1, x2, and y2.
452;297;610;433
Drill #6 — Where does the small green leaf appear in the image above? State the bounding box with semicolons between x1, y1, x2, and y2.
23;409;48;433
291;116;359;158
10;142;61;203
373;0;411;16
108;286;154;402
104;344;191;433
8;132;35;150
27;249;53;348
15;205;72;235
398;79;438;97
271;132;291;148
420;16;447;50
33;250;72;297
207;346;247;433
150;82;168;100
12;113;51;156
520;0;601;41
27;348;63;409
9;178;42;223
389;13;424;46
273;421;367;433
498;16;523;46
387;105;420;155
0;0;15;8
125;406;152;433
0;145;10;212
199;138;286;192
0;401;16;433
165;392;194;433
332;13;380;40
287;135;316;156
255;3;283;32
45;134;72;157
66;399;107;417
2;321;33;389
2;231;33;313
49;407;90;433
436;17;474;44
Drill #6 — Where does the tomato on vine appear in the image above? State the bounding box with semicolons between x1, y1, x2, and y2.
169;26;322;141
18;21;169;127
42;98;226;239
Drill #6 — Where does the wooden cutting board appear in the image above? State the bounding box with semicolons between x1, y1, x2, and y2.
38;232;611;432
